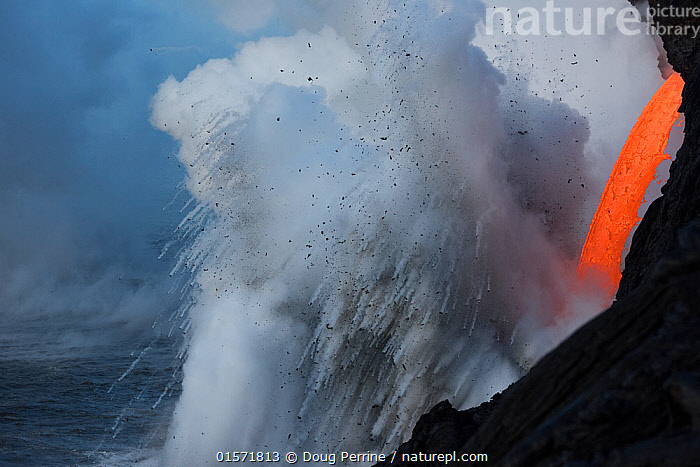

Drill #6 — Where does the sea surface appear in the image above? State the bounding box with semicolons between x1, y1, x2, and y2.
0;316;180;466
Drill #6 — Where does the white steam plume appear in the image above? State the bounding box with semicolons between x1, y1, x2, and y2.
150;0;663;463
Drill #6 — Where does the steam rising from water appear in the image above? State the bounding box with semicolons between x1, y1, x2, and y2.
150;0;662;462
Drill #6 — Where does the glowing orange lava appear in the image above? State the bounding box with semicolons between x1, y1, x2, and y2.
577;72;685;295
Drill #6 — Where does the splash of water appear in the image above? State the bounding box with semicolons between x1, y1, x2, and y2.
149;0;664;463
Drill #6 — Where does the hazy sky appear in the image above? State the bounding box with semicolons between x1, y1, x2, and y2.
0;0;262;340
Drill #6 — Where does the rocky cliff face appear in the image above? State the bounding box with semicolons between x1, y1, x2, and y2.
631;0;700;79
376;5;700;466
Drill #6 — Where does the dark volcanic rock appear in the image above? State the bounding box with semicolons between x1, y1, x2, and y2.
631;0;700;79
375;397;500;467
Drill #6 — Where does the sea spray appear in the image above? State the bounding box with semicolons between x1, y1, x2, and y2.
151;0;663;463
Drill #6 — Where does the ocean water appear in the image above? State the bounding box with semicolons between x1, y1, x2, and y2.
0;317;179;466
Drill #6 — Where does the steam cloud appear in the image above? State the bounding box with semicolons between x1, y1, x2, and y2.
0;1;199;353
150;0;664;462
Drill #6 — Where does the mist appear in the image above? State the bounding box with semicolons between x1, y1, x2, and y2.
148;0;665;463
0;0;242;352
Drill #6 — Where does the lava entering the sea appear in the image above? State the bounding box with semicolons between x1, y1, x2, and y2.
577;72;685;295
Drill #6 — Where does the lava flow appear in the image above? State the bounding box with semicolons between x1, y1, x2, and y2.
577;72;685;295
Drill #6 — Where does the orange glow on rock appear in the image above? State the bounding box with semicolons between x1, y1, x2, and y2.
577;72;685;295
